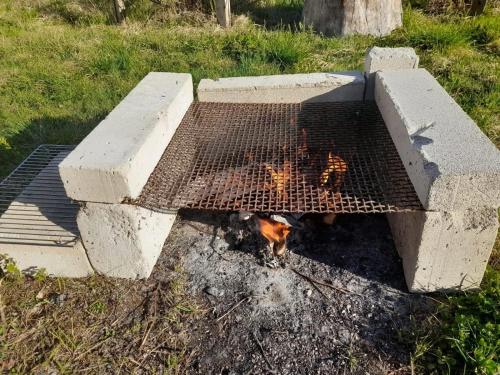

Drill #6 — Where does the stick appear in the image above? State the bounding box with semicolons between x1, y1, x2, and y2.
0;280;6;325
291;268;329;299
252;331;275;372
74;336;112;360
216;296;251;322
291;268;359;296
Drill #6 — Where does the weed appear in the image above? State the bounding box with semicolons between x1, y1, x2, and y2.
416;268;500;374
0;255;23;281
34;269;48;283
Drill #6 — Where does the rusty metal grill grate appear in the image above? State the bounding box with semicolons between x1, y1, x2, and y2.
137;102;422;214
0;145;79;247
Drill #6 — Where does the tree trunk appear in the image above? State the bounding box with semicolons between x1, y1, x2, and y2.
303;0;402;37
113;0;126;24
216;0;231;28
469;0;487;16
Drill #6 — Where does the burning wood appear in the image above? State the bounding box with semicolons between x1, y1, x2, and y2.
320;152;348;190
264;160;291;201
258;217;291;257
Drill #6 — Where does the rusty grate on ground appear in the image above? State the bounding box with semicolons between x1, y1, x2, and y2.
136;102;422;213
0;145;79;247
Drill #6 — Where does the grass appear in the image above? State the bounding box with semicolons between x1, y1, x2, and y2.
0;0;499;373
0;1;499;178
0;256;201;373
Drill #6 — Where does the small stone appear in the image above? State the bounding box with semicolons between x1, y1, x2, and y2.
238;211;253;221
49;293;66;306
203;286;224;298
36;289;46;300
337;329;351;344
304;289;313;297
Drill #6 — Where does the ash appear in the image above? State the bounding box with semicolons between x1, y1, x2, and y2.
152;210;433;374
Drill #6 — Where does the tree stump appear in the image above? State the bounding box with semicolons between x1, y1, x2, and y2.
216;0;231;28
303;0;403;37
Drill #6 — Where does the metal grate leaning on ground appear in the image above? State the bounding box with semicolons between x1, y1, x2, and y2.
0;145;79;247
136;102;423;214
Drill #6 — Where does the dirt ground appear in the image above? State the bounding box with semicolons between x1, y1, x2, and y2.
152;210;435;374
1;209;435;374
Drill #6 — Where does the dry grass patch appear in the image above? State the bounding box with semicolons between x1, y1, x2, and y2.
0;264;202;374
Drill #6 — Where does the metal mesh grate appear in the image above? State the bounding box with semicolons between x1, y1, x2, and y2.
0;145;79;247
136;102;423;214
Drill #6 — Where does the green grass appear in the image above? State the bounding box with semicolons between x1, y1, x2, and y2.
413;267;499;374
0;1;499;177
0;1;499;373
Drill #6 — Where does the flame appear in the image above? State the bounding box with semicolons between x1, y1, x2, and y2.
258;217;291;257
320;152;348;189
264;160;291;201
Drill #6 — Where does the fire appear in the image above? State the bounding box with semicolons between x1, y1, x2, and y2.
258;217;291;257
320;152;348;190
264;160;291;201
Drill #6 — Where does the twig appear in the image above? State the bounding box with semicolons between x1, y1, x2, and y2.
139;321;154;351
127;356;148;370
291;268;360;296
74;336;112;360
291;268;329;299
216;296;251;322
252;331;275;372
0;279;6;325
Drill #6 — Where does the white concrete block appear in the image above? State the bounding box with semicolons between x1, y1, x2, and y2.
0;241;94;278
388;207;498;293
364;47;419;100
78;203;176;279
59;72;193;203
375;68;500;211
198;72;365;103
365;47;419;74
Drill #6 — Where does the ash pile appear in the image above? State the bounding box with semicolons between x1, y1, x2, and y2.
152;209;434;374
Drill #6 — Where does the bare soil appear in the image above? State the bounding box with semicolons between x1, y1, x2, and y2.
152;210;435;374
1;209;434;374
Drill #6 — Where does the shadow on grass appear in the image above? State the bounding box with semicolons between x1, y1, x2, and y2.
232;0;304;30
0;114;105;180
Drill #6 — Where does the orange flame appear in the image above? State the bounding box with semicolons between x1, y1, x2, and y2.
264;160;291;201
258;217;291;257
320;152;348;189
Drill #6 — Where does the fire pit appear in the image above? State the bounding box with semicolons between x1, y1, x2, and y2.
2;47;498;293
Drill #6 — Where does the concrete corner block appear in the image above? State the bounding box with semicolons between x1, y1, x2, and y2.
365;47;419;73
388;207;498;293
0;241;94;278
198;71;365;103
59;72;194;203
364;47;419;100
375;68;500;211
78;203;176;279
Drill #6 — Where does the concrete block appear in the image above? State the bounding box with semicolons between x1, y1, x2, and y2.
197;72;365;103
78;203;176;279
375;68;500;211
388;207;498;292
59;72;193;203
364;47;419;100
0;241;94;278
